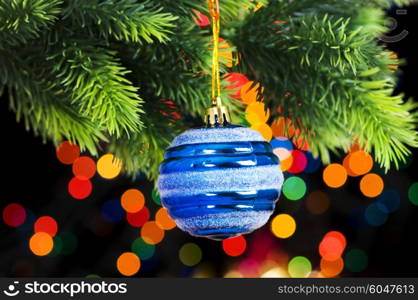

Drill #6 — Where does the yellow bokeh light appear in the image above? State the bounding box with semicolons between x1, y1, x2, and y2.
271;214;296;239
251;123;273;142
97;154;122;179
179;243;202;267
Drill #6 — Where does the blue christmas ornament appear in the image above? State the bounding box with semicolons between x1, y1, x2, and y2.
157;125;284;240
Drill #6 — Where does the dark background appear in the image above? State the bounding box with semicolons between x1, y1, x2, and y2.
1;4;418;277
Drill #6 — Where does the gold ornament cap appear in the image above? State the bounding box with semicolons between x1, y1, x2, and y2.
205;103;231;126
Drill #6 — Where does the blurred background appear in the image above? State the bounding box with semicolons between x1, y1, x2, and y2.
1;3;418;278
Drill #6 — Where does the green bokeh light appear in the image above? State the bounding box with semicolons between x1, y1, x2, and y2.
48;235;63;257
345;248;368;273
282;176;307;201
59;232;78;255
408;183;418;206
288;256;312;278
152;188;161;206
131;237;155;260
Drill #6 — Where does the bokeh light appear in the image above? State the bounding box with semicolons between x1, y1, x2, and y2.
179;243;202;267
324;231;347;249
68;177;92;200
3;203;26;227
101;200;125;223
192;9;210;27
222;236;247;257
271;214;296;239
282;176;307;201
347;151;373;176
155;208;176;230
240;81;260;105
365;202;388;226
151;188;161;206
279;153;293;172
306;191;330;215
141;221;165;245
72;156;96;180
271;137;294;169
126;207;150;227
377;189;400;213
121;189;145;213
49;235;63;257
318;231;346;261
29;232;54;256
271;137;293;153
97;154;122;179
343;153;359;177
246;102;269;125
323;163;347;188
57;232;78;255
34;216;58;237
408;183;418;206
117;252;141;276
320;257;344;277
288;150;307;174
304;152;321;174
56;141;80;165
225;73;249;98
17;209;35;231
345;248;368;273
288;256;312;278
252;123;273;142
131;237;155;260
360;173;384;198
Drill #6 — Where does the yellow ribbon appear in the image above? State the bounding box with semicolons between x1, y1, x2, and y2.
207;0;221;107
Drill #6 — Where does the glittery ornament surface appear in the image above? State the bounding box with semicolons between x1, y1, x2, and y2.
158;125;283;240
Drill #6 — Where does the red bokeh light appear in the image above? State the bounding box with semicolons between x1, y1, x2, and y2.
222;235;247;257
2;203;26;227
126;207;150;227
56;141;80;165
287;150;307;174
34;216;58;237
72;156;96;180
68;177;92;200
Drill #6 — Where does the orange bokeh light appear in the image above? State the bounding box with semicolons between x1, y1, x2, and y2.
117;252;141;276
323;164;347;188
34;216;58;237
121;189;145;213
360;173;384;197
347;151;373;176
155;208;176;230
29;232;54;256
320;257;344;277
141;221;165;245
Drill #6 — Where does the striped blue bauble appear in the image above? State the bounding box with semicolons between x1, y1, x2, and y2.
157;125;283;240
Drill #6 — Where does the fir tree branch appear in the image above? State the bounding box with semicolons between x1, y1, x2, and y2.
108;99;183;180
231;2;418;169
0;0;62;46
61;0;178;44
0;50;106;154
47;40;144;137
